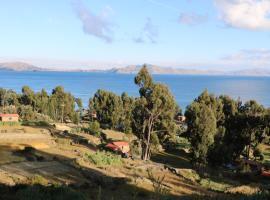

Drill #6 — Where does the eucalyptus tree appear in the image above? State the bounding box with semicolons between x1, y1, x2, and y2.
133;65;179;160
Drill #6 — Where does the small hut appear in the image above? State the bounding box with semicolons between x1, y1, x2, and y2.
0;114;19;122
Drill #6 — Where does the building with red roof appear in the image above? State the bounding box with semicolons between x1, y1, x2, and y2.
0;114;19;122
105;141;130;154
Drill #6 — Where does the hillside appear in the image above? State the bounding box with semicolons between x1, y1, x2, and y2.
111;64;222;75
0;62;45;71
111;65;270;76
1;62;270;76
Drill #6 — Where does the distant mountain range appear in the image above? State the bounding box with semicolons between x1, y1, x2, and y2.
1;62;270;76
0;62;46;71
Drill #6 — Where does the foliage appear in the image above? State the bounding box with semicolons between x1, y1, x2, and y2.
83;121;101;137
133;65;180;160
0;86;79;123
89;89;123;129
185;90;269;165
86;151;122;167
130;140;143;159
29;175;49;186
185;98;217;164
199;179;230;192
0;121;20;126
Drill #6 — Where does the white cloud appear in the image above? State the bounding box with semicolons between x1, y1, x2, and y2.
215;0;270;30
72;0;114;43
134;18;159;44
179;13;208;25
219;49;270;69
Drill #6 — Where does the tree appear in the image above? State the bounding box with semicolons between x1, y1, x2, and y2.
185;102;216;164
119;92;134;133
133;65;179;160
21;86;36;109
35;89;49;114
239;100;266;159
49;86;76;123
89;90;123;129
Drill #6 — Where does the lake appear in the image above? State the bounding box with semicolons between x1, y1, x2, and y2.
0;70;270;109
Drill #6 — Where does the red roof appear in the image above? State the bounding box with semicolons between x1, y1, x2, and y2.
112;141;129;147
105;143;120;151
0;114;19;117
105;141;129;151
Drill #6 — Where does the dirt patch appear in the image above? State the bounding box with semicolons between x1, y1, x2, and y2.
0;160;88;185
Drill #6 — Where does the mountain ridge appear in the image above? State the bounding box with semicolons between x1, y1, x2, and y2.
0;62;46;71
1;62;270;76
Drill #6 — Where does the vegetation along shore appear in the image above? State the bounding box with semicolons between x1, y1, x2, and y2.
0;65;270;200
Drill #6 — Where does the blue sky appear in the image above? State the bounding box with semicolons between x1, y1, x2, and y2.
0;0;270;70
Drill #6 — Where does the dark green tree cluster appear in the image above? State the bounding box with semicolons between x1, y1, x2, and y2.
89;65;180;160
185;90;269;165
89;89;135;132
0;86;82;123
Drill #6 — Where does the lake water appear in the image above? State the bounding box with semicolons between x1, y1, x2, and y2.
0;70;270;109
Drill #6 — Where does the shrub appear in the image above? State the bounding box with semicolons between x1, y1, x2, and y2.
81;121;101;137
21;121;50;127
89;121;101;134
86;151;122;167
130;140;142;159
253;145;264;161
199;178;230;192
178;169;200;183
29;175;49;186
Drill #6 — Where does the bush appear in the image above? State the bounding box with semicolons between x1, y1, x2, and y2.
86;151;122;167
178;169;200;183
81;121;101;137
21;121;50;127
29;175;49;186
199;178;230;192
130;140;142;159
253;145;264;161
89;121;100;133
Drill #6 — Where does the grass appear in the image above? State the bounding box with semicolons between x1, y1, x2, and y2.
86;151;122;167
178;169;200;182
0;121;20;127
29;175;49;186
176;136;191;150
55;138;72;146
151;149;191;168
199;178;231;192
0;149;25;164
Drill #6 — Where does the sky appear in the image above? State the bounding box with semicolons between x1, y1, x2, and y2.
0;0;270;70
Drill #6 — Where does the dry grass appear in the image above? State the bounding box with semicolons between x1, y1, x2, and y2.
102;129;136;142
225;185;261;195
0;149;25;164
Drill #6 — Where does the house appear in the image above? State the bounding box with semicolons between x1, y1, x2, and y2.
105;141;130;154
176;115;186;122
0;113;19;122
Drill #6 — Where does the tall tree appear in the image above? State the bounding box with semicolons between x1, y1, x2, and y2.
185;102;217;164
133;65;179;160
